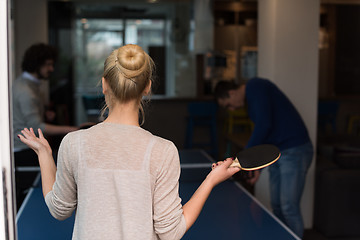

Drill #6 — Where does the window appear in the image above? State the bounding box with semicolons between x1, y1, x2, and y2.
49;1;195;124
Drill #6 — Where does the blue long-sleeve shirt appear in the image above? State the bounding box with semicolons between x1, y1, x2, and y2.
245;78;310;151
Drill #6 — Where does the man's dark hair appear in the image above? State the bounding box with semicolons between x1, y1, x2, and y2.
214;80;240;100
21;43;58;72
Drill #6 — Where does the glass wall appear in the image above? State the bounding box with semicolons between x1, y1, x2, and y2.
48;1;195;124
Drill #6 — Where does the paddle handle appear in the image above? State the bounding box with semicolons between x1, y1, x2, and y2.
229;158;241;169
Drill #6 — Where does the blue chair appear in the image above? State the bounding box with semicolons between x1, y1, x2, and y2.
185;102;218;158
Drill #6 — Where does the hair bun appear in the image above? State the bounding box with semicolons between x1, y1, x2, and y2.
117;44;146;72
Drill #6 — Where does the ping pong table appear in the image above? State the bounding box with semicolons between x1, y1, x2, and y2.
16;149;300;240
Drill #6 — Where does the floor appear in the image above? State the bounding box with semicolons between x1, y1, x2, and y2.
303;229;360;240
303;229;329;240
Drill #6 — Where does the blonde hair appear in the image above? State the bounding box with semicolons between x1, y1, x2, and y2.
102;44;155;125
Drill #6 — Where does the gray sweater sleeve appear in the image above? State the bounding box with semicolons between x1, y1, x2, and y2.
45;133;77;220
153;142;187;239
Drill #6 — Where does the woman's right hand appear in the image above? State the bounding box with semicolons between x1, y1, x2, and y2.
207;158;240;187
18;128;52;156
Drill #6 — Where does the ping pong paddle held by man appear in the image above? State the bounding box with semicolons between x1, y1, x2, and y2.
229;144;281;171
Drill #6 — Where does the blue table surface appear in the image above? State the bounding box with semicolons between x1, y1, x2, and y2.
180;181;299;240
16;188;75;240
16;149;299;240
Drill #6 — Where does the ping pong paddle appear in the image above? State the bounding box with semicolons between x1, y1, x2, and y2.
230;144;280;171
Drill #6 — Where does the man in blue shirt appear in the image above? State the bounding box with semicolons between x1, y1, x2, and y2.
214;78;313;238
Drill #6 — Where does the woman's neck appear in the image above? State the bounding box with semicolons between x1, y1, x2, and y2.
104;101;140;126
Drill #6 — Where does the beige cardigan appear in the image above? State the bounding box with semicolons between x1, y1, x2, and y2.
45;122;186;239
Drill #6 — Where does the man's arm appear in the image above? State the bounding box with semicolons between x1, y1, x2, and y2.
44;123;78;136
245;81;273;148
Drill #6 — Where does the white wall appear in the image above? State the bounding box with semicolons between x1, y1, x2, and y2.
256;0;319;229
0;0;16;238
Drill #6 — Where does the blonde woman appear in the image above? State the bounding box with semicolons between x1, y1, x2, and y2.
19;44;239;239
